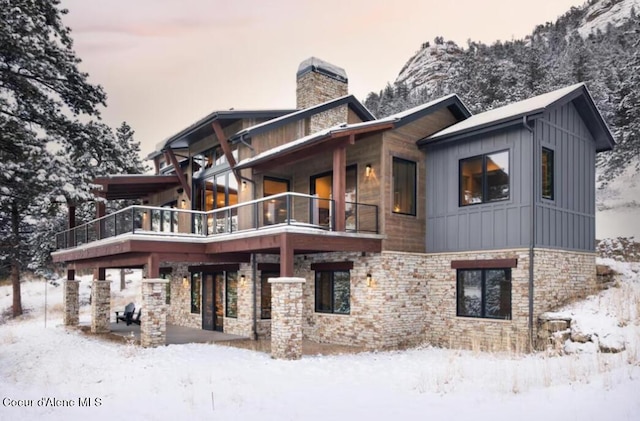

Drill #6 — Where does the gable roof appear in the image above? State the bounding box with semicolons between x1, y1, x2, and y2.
229;95;375;143
388;93;471;128
147;109;296;159
234;119;395;172
234;93;471;172
419;83;615;152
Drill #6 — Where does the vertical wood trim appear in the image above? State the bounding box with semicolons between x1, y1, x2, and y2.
164;149;192;201
147;253;160;278
279;234;294;277
94;267;106;281
333;146;346;231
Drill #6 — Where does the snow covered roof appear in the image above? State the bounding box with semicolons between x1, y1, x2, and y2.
421;83;615;152
229;95;375;142
146;109;297;160
386;93;471;127
234;119;396;171
296;57;348;83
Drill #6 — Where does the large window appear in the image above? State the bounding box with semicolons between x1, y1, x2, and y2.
542;148;554;200
457;269;511;319
460;151;510;206
263;177;289;225
190;272;201;314
392;157;416;215
310;166;357;228
315;271;350;314
225;272;238;318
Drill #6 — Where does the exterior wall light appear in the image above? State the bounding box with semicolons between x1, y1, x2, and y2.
240;274;246;286
181;199;187;209
366;273;372;287
182;276;189;289
365;164;372;178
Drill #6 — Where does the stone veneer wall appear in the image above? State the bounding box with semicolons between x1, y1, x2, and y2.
308;106;349;134
424;249;532;352
63;279;79;326
165;263;204;329
296;71;347;109
533;248;597;316
533;248;596;349
222;264;254;338
296;70;349;134
295;251;429;350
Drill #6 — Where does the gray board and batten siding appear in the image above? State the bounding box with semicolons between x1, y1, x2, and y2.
423;100;599;254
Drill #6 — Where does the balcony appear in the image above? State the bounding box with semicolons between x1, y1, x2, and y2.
55;192;379;251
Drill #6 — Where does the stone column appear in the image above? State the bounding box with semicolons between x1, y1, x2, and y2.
269;277;305;360
141;278;169;348
91;280;111;333
63;279;80;326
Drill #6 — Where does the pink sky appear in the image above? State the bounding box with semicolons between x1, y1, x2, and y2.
61;0;585;156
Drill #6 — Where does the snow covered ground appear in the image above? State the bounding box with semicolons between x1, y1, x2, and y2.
596;163;640;240
1;264;639;421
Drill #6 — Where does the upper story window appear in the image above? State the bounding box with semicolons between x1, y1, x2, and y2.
460;150;510;206
193;145;239;177
542;148;554;200
392;157;416;215
457;268;511;320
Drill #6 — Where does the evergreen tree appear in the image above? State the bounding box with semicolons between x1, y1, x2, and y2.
0;0;106;316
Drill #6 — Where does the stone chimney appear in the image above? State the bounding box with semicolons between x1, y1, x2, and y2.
296;57;349;133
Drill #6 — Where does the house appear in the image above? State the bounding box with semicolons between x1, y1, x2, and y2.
52;57;614;358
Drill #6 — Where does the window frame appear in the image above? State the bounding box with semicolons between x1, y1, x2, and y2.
225;272;238;318
459;150;510;207
260;271;278;319
190;272;201;314
541;147;555;201
392;156;417;216
456;268;512;320
314;270;351;315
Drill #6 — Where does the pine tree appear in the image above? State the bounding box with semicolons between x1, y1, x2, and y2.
0;0;106;317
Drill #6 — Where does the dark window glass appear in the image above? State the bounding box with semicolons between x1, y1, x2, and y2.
315;271;350;314
460;151;509;206
392;157;416;215
225;272;238;318
457;268;511;319
190;272;201;314
261;272;278;319
263;178;289;225
160;272;172;305
542;148;554;200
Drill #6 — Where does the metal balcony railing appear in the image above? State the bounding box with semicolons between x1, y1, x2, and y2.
55;192;379;250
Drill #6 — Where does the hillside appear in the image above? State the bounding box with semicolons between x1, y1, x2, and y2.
364;0;640;238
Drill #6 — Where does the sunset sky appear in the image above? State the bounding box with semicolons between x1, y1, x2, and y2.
61;0;585;156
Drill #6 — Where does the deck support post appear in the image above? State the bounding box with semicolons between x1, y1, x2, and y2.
269;277;305;360
63;269;79;326
141;278;169;348
91;268;110;334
